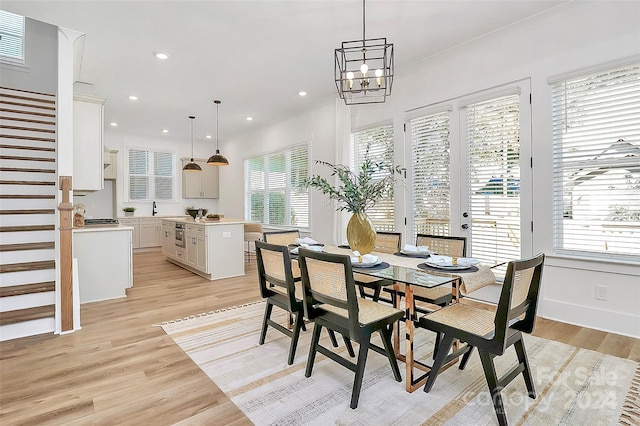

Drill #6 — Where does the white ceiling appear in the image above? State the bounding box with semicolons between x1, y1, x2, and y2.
3;0;568;146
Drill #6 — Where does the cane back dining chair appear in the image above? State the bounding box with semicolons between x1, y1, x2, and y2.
385;234;467;308
263;230;300;246
355;231;402;301
244;222;263;262
254;240;305;365
298;248;405;409
419;253;545;426
255;240;351;364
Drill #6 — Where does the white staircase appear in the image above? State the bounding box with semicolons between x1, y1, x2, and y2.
0;86;58;341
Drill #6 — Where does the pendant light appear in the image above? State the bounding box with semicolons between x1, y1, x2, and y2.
207;99;229;166
182;115;202;172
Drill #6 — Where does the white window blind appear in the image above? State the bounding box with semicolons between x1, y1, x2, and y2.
466;94;521;266
409;112;451;242
351;124;395;231
128;149;175;200
552;63;640;259
0;10;25;63
245;144;309;228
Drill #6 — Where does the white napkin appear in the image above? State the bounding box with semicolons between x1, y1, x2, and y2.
350;251;378;264
403;244;430;253
292;245;323;254
429;255;480;266
296;237;319;245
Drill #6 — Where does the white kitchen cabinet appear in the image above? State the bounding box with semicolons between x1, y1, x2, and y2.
103;150;118;180
162;221;176;258
181;158;219;199
73;94;105;191
73;226;132;303
186;223;207;272
118;218;139;248
163;218;243;280
139;218;162;248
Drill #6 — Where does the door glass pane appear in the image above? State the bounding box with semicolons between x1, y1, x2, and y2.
466;94;521;266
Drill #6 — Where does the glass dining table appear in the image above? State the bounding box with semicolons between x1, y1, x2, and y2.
321;245;468;393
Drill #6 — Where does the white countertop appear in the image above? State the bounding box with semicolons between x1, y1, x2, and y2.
164;218;245;226
73;225;134;233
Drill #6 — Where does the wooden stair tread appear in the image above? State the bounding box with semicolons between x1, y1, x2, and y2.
0;93;55;105
0;144;56;152
0;260;55;273
0;125;55;133
0;116;56;126
0;209;55;215
0;167;55;173
0;108;55;118
0;242;55;252
0;195;56;199
0;180;56;186
0;281;55;297
0;305;55;326
0;101;56;111
0;225;55;232
0;135;56;142
0;155;55;162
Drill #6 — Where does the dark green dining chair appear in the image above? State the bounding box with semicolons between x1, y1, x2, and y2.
298;248;404;409
355;231;401;302
419;253;545;426
255;240;305;365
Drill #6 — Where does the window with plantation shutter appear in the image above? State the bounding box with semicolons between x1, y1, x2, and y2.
551;62;640;260
409;112;451;242
351;124;395;231
127;149;175;200
465;94;522;266
0;10;25;64
245;144;309;228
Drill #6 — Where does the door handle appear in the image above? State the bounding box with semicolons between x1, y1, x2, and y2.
461;224;469;229
462;212;469;218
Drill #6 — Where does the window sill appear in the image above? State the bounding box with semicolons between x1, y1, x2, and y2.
545;253;640;276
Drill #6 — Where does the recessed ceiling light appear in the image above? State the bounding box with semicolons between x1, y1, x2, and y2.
161;129;169;133
206;135;212;139
298;91;307;97
246;117;253;121
109;122;118;127
155;52;169;60
129;95;138;101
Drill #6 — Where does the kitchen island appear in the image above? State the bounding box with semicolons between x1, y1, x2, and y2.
161;218;245;280
73;225;133;303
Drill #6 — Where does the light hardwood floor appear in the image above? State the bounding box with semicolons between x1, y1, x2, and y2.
1;249;638;424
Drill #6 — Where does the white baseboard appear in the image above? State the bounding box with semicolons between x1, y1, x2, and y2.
539;298;640;339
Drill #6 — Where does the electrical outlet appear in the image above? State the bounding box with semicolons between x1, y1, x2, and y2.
595;285;608;301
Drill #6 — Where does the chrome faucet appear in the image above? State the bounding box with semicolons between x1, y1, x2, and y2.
152;201;157;216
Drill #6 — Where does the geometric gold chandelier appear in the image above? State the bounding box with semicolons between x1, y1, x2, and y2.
334;0;394;105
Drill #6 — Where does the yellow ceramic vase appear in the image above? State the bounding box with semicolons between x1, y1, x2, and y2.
346;212;376;254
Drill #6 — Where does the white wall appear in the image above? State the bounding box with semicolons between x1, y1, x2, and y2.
103;131;220;217
221;102;339;241
224;1;640;337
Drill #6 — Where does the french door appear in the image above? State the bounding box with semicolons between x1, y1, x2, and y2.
406;80;532;268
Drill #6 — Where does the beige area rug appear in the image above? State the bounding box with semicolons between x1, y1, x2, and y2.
160;301;639;425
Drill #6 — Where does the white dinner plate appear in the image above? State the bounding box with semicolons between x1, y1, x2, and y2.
424;261;472;271
352;259;383;268
399;250;431;258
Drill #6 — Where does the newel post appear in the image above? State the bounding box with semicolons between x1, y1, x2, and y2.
58;176;74;331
